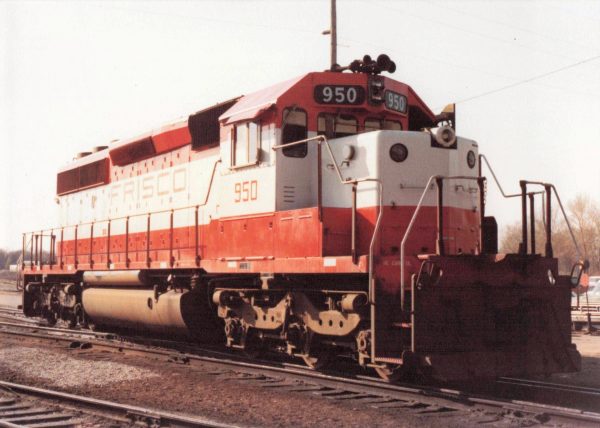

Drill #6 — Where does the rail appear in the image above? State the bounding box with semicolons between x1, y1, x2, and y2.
21;159;222;273
400;160;586;342
480;154;583;261
1;319;599;425
0;380;233;428
479;154;547;225
399;175;485;311
15;234;33;291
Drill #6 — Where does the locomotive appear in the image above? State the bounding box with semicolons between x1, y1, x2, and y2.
20;55;582;381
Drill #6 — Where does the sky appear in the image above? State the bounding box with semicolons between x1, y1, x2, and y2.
1;0;599;250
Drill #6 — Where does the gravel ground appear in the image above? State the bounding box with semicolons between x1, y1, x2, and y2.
0;270;17;292
0;346;159;388
1;332;599;427
0;280;17;292
546;331;600;388
0;336;435;427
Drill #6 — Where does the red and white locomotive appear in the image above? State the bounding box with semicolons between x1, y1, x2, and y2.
21;55;582;381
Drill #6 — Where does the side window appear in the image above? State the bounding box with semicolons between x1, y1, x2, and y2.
232;121;260;167
364;118;382;132
383;120;402;130
282;108;308;158
318;114;358;138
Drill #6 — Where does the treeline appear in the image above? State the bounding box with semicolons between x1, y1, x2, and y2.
501;194;600;274
0;250;21;270
0;249;51;270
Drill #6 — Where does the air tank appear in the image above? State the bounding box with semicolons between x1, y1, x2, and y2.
82;288;219;339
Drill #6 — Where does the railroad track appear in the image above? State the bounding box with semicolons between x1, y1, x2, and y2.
1;318;600;426
0;381;236;427
0;394;84;427
497;376;600;398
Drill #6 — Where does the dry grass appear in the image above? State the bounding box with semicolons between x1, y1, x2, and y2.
0;270;17;291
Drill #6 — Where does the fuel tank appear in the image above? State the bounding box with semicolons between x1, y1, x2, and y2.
81;288;216;337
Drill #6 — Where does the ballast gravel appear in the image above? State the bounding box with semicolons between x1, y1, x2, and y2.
0;346;159;388
1;332;599;427
0;335;438;428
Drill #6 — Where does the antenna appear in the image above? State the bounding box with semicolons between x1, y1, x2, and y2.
322;0;337;70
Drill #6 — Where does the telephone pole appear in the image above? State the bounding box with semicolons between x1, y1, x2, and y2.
331;0;337;68
322;0;337;70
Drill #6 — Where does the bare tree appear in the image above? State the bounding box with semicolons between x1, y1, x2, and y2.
500;194;599;274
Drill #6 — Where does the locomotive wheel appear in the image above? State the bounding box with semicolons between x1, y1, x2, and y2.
43;308;57;327
69;304;84;328
67;314;77;329
300;348;333;370
242;331;265;359
374;363;404;382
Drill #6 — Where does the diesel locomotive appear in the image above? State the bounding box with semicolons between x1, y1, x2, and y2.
20;55;583;381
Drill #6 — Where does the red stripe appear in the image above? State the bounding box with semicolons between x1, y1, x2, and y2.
30;205;479;282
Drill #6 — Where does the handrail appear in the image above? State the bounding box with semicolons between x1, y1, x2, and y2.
520;180;583;261
479;154;564;251
400;175;482;309
273;135;384;305
24;159;223;235
400;171;586;311
479;154;545;199
22;159;223;270
274;135;384;363
552;185;582;261
16;233;33;290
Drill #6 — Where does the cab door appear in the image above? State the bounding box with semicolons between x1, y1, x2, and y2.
275;108;317;210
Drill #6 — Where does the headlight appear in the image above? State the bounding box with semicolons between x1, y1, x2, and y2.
389;143;408;162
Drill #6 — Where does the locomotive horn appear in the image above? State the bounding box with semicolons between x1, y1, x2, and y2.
376;54;396;74
376;54;391;69
349;59;361;73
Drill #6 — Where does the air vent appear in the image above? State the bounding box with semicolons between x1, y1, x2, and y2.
283;186;295;203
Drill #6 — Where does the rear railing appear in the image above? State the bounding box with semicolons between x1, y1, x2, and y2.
400;154;584;312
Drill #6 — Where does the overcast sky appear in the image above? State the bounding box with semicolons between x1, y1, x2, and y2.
1;0;599;250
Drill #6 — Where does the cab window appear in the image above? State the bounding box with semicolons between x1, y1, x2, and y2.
383;120;402;130
232;121;259;167
317;114;358;138
281;108;308;158
364;118;382;132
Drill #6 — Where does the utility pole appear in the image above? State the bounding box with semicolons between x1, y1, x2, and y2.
331;0;337;68
322;0;337;70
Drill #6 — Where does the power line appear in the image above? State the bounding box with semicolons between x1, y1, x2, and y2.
368;0;584;62
86;3;319;36
453;53;600;105
339;35;600;101
426;0;598;53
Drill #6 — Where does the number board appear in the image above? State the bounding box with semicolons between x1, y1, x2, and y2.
384;90;408;114
314;85;365;105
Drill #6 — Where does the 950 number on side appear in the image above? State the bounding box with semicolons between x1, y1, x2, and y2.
234;180;258;203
